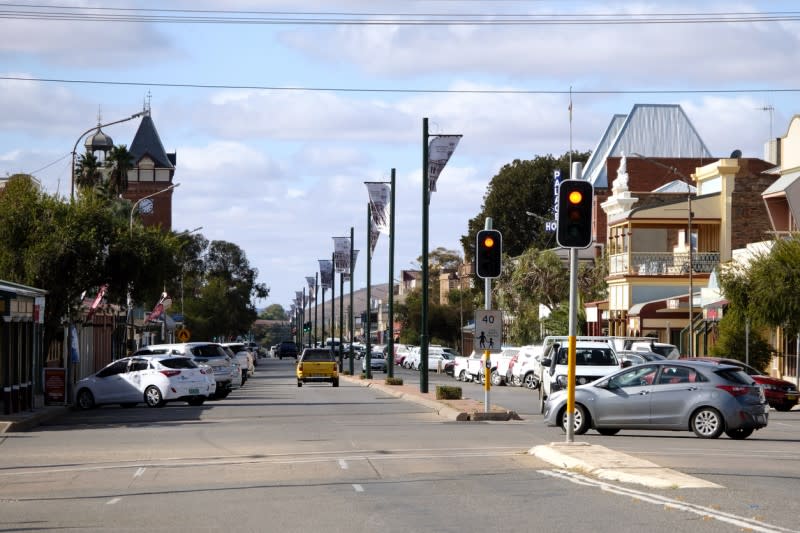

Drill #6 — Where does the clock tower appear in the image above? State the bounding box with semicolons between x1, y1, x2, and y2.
122;104;177;231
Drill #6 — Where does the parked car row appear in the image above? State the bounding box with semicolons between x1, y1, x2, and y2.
74;341;260;409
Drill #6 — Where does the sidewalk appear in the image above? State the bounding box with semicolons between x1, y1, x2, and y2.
0;405;71;434
342;374;521;421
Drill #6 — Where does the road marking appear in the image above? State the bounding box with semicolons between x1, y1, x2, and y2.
352;484;364;492
133;467;146;478
540;469;794;533
106;498;121;505
338;459;348;470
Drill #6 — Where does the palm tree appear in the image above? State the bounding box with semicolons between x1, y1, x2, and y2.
74;152;102;190
106;145;134;197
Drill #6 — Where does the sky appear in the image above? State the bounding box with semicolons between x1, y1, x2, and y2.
2;0;800;313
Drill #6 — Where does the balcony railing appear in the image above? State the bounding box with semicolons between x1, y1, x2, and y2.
609;252;720;276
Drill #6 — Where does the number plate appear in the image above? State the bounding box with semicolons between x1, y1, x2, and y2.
189;388;199;394
786;394;797;401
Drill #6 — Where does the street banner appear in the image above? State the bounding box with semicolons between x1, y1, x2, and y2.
84;283;108;323
295;291;303;306
343;249;359;282
369;224;380;255
428;134;462;193
306;276;316;300
145;292;169;323
319;260;334;289
365;182;391;235
333;237;350;272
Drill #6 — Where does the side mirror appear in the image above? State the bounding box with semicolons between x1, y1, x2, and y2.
541;358;551;367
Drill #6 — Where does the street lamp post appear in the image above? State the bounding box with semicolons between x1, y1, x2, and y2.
72;111;144;201
631;154;695;356
129;183;180;233
127;182;180;353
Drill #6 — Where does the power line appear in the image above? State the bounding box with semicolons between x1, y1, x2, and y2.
1;3;799;25
2;75;799;96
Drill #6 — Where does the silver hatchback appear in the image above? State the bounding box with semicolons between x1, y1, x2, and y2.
543;360;769;439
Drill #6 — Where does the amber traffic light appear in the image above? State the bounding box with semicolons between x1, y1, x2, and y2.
476;229;502;278
557;180;593;248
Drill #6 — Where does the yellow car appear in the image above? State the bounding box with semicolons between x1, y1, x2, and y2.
296;348;339;387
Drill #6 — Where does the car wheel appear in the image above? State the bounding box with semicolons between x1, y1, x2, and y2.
476;371;484;385
187;397;206;406
538;389;546;414
458;370;467;382
596;428;620;436
775;404;793;412
512;376;523;387
297;380;303;387
76;389;95;410
691;407;724;439
725;427;753;440
332;379;339;387
523;373;538;390
560;404;590;435
144;386;165;408
216;389;230;399
491;370;502;386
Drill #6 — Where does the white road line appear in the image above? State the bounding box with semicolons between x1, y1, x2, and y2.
540;469;795;533
338;459;348;470
133;467;146;478
352;484;364;492
106;497;121;505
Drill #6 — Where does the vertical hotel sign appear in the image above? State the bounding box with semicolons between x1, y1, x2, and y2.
547;169;561;232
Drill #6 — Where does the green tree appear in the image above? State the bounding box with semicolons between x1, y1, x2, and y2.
461;151;591;261
106;145;134;197
74;151;103;191
260;304;287;320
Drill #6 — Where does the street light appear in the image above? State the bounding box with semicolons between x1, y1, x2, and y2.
129;183;180;234
630;153;695;356
127;181;180;353
72;111;145;201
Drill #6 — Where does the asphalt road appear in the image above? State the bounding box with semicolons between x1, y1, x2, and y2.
0;358;797;533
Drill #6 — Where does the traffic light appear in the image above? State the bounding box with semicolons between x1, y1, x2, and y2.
476;229;502;279
557;179;593;248
303;321;312;333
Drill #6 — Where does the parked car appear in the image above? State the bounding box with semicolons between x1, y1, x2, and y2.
362;352;388;373
454;350;482;382
687;357;798;411
543;360;769;439
277;340;299;360
509;344;544;389
135;342;236;399
617;350;665;367
220;342;256;382
492;347;520;386
393;344;412;367
297;348;339;387
403;346;421;370
75;354;215;409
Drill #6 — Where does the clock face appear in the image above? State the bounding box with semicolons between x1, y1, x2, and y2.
140;198;154;214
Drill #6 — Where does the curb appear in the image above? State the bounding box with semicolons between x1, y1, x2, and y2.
343;375;519;422
530;442;721;489
0;406;70;434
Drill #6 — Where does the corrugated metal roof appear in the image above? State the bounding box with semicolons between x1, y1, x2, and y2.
652;179;697;194
763;169;800;195
584;104;713;189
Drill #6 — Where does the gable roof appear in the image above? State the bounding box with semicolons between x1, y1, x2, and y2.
129;113;174;169
583;104;712;189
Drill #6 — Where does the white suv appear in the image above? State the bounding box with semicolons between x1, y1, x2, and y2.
536;340;621;413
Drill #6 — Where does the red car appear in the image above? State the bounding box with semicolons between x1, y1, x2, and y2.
689;357;798;411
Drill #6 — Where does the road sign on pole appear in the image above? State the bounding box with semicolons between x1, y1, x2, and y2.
176;328;191;342
474;310;502;354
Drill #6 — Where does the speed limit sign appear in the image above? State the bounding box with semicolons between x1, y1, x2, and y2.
176;328;191;342
474;310;503;353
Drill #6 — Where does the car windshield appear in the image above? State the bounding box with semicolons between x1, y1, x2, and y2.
557;347;617;366
302;350;334;362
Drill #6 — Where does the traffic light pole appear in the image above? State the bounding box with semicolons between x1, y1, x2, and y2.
483;218;492;414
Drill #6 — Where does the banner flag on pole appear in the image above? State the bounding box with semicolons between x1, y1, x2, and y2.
295;291;303;306
306;276;316;300
365;182;391;235
369;225;380;255
145;292;168;323
319;260;334;290
333;237;351;272
84;283;108;323
427;134;462;193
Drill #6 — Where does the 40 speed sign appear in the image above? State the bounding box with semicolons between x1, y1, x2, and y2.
474;310;503;353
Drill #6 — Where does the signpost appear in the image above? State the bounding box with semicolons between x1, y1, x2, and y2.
176;327;191;342
474;310;502;354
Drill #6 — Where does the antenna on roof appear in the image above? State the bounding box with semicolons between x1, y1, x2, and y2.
758;105;774;139
143;90;152;116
